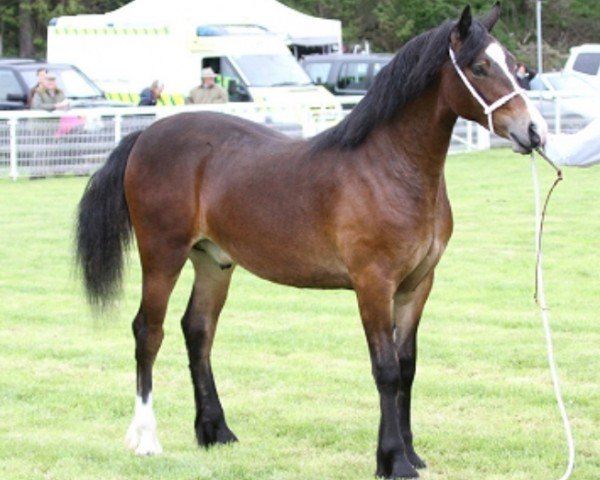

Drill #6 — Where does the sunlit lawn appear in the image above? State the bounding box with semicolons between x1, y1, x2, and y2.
0;149;598;479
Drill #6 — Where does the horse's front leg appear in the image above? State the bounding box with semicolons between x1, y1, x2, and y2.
354;274;419;479
393;274;434;471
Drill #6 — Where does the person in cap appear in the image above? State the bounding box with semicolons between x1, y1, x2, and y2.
138;80;164;106
186;67;228;104
31;73;70;111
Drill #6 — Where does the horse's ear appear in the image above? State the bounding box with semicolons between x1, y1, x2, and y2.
481;1;502;32
456;5;472;40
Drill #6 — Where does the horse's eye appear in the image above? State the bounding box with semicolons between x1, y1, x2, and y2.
471;63;487;77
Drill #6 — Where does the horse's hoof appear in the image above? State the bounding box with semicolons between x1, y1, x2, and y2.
391;464;419;479
126;423;163;455
196;420;238;448
406;450;427;470
376;456;419;479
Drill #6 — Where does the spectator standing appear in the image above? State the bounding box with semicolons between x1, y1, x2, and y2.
186;68;228;104
139;80;164;106
30;72;72;178
516;63;536;90
31;74;70;111
27;68;48;108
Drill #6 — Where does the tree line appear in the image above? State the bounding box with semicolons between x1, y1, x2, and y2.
1;1;598;70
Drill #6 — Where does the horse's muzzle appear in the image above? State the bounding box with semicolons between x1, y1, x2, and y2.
528;122;542;149
510;121;546;154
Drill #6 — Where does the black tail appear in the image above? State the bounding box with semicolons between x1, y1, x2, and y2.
75;130;143;309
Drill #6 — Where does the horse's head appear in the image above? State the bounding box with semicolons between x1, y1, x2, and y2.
443;2;547;153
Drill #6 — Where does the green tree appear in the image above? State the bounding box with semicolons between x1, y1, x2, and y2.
0;1;19;57
1;0;599;66
0;0;129;58
371;0;460;51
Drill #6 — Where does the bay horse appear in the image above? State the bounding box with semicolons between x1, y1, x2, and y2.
76;3;547;478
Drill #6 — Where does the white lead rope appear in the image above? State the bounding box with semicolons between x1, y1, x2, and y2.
449;44;575;477
530;153;575;480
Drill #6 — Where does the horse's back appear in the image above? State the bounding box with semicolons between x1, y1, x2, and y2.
121;110;450;291
124;111;297;198
123;110;349;287
129;111;289;162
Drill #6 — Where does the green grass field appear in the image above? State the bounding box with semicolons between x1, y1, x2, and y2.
0;149;598;480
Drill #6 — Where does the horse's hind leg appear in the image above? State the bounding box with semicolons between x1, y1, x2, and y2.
181;249;237;447
393;273;435;471
125;244;188;455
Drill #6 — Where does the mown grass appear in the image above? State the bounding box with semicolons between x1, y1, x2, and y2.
0;149;598;480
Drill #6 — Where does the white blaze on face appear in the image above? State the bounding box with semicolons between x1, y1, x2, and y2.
484;42;547;140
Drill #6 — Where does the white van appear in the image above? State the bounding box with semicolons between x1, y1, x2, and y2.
47;19;341;128
564;44;600;78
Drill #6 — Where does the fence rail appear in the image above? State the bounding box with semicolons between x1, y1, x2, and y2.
1;103;326;180
1;92;593;180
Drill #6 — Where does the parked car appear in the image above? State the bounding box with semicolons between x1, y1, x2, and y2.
0;59;131;110
301;53;392;104
0;58;36;65
563;43;600;78
528;71;600;132
0;59;135;176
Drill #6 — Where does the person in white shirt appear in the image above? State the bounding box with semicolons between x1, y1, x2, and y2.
544;117;600;167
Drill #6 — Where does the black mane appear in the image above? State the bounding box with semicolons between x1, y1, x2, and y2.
310;17;490;151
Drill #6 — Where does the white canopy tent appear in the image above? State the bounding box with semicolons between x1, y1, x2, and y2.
53;0;342;52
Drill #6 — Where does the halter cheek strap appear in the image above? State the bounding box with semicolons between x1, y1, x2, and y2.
448;47;526;135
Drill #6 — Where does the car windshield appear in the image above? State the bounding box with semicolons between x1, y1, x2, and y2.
304;62;332;84
232;54;312;87
21;67;103;98
572;52;600;75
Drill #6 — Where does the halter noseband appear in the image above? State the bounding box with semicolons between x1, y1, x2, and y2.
448;46;526;135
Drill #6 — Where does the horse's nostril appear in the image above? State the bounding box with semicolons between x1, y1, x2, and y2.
528;122;541;148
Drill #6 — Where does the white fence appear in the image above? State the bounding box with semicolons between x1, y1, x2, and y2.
2;92;591;180
0;103;337;180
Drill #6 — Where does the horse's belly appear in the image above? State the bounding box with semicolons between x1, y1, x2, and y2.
211;237;353;289
260;264;353;289
244;254;352;289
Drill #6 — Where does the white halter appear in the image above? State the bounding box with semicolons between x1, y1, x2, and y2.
448;46;526;134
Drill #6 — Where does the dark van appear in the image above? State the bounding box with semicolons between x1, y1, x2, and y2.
0;59;130;110
301;53;393;96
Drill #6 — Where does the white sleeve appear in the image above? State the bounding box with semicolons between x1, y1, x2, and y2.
544;118;600;167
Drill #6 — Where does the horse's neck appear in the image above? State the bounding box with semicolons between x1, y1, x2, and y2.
385;84;458;178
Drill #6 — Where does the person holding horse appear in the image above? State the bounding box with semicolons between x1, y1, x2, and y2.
186;67;229;104
545;117;600;167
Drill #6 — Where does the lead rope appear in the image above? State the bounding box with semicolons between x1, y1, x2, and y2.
530;149;575;480
449;45;575;477
449;45;575;478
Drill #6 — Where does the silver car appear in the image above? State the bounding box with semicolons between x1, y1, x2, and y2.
528;71;600;133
